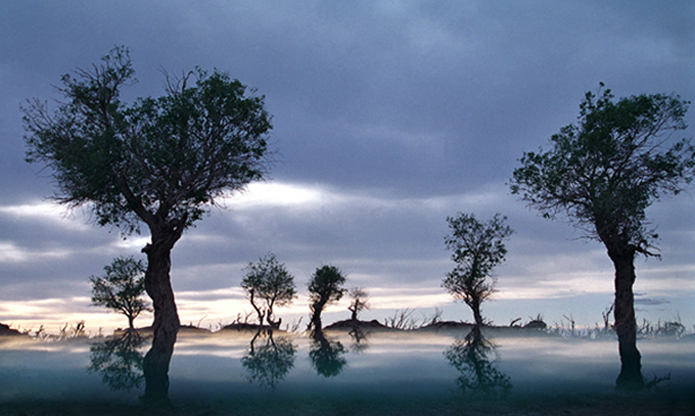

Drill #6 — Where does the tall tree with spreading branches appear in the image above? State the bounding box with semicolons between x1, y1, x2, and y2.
23;47;273;345
443;213;513;328
510;84;694;389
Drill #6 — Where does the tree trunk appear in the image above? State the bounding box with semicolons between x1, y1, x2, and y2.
310;301;325;331
470;299;484;328
142;223;183;345
127;315;135;331
607;245;644;390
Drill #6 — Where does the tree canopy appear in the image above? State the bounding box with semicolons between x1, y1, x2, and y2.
443;213;513;327
308;265;347;330
24;46;272;235
89;256;151;330
510;85;693;255
241;253;297;329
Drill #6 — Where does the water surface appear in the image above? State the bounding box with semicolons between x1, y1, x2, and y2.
1;328;693;415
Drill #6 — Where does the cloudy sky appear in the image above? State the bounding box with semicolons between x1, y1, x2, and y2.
1;1;694;334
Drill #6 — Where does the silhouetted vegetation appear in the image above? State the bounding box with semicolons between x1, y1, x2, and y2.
510;84;694;390
347;287;370;322
240;253;296;329
23;46;273;344
90;256;151;331
307;265;347;331
443;213;513;328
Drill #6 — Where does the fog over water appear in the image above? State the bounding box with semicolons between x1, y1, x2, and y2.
1;329;694;415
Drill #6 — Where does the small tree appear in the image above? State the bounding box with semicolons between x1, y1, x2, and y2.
23;47;272;344
443;213;513;328
240;253;297;329
308;265;347;331
510;85;694;389
347;287;370;322
90;256;151;331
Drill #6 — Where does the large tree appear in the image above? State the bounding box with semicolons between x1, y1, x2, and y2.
307;265;347;331
510;85;694;389
23;47;273;344
240;253;297;329
90;256;150;331
443;213;513;328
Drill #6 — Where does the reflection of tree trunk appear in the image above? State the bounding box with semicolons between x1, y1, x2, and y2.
142;329;176;403
608;246;644;390
142;225;182;345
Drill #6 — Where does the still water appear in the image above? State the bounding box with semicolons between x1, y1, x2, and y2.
1;327;694;415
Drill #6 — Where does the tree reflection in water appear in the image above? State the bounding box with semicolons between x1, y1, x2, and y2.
142;329;176;404
241;330;296;389
445;328;512;397
348;326;370;353
88;330;147;391
309;330;347;377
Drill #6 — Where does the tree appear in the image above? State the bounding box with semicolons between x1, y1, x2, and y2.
509;84;694;389
442;213;513;328
23;47;273;344
347;287;370;322
240;253;297;329
90;256;151;331
307;265;347;331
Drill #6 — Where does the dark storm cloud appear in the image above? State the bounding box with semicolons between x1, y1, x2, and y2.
1;1;693;329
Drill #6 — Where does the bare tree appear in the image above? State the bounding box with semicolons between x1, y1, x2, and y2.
347;287;370;322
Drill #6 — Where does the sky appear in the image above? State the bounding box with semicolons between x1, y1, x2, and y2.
1;1;694;334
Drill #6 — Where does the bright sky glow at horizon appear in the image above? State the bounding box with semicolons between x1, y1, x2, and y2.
1;1;694;335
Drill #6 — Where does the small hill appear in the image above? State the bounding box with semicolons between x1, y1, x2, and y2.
324;319;392;331
0;323;24;336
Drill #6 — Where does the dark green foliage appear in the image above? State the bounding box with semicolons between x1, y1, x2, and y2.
240;253;297;328
89;256;150;330
509;84;694;390
510;84;693;253
443;213;513;327
23;46;272;235
23;46;274;341
308;265;347;329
